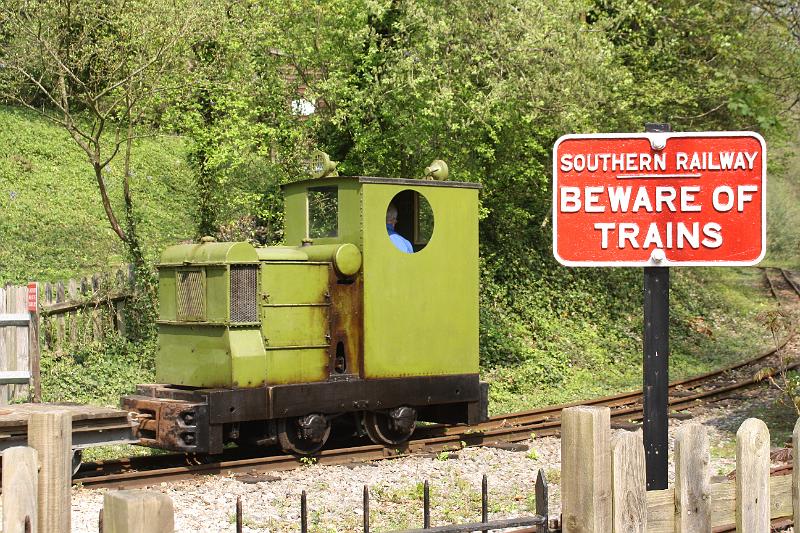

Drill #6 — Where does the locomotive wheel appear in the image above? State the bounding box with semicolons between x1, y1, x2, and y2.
277;414;331;455
363;406;417;446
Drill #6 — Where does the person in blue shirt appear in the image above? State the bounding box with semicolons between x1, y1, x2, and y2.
386;203;414;253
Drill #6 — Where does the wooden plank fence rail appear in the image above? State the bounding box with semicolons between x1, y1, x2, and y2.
40;265;134;353
562;405;798;533
0;312;33;327
0;370;32;385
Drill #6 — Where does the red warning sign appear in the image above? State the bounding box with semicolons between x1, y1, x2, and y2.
27;282;38;312
552;132;766;266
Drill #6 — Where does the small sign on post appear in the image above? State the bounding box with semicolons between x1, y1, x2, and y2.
552;129;766;490
27;282;38;312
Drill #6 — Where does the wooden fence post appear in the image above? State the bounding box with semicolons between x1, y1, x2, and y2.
675;423;710;532
29;410;71;533
56;282;65;351
13;287;28;401
67;279;78;347
29;282;41;402
736;418;770;533
561;406;611;533
43;283;52;350
0;285;7;405
103;490;174;533
793;417;800;526
2;446;38;533
611;430;646;533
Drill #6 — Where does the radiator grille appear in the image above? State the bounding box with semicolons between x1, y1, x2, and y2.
177;270;205;321
230;265;259;323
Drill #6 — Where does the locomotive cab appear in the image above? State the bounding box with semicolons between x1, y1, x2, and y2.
123;175;486;455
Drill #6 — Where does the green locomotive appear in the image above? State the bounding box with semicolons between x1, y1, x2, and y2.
123;173;486;454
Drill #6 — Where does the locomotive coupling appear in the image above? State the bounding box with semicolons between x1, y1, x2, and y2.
122;390;216;454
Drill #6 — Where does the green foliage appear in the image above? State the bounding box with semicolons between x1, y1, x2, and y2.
486;267;774;413
0;0;205;280
2;0;800;417
269;0;798;412
763;146;800;268
126;264;159;342
588;0;798;132
0;106;195;285
781;371;800;411
299;456;318;466
40;335;156;406
162;1;312;242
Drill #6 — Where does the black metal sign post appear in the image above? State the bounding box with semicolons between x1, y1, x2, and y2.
643;122;671;491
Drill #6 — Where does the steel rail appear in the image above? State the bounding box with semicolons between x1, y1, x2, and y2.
780;268;800;298
764;267;800;303
765;268;781;301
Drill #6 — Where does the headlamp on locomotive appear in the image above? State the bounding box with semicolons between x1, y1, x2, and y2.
123;172;486;454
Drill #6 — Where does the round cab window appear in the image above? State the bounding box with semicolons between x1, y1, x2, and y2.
386;190;434;253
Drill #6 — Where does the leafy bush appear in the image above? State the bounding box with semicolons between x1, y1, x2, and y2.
40;336;156;406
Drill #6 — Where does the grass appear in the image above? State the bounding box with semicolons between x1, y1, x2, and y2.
81;443;170;463
710;440;737;460
0;105;197;285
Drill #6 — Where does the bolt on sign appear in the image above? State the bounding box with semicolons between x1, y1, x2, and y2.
552;132;766;266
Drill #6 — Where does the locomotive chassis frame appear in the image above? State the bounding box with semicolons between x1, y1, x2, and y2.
123;373;486;454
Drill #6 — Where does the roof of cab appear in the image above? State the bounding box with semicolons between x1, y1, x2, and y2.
159;241;259;266
281;175;482;191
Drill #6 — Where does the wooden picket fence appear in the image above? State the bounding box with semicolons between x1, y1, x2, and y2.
3;405;797;533
39;265;134;353
561;405;797;532
0;266;133;404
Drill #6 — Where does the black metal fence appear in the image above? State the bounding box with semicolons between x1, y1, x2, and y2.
234;470;552;533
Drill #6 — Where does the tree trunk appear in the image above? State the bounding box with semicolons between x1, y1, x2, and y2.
93;162;128;243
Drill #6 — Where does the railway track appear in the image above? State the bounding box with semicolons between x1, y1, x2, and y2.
73;268;800;491
75;337;796;489
764;267;800;303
